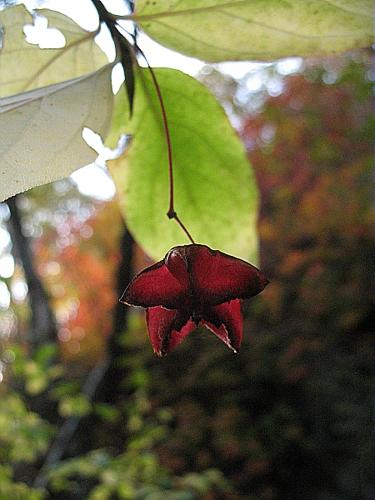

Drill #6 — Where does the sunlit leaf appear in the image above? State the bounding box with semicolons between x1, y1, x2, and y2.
108;68;258;262
0;64;113;202
58;394;91;417
134;0;373;61
0;5;107;97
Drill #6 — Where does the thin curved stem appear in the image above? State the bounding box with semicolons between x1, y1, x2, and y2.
173;214;195;245
135;46;195;244
144;64;174;217
92;0;195;244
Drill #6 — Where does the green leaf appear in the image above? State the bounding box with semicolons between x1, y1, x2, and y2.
0;5;107;97
134;0;373;61
108;68;258;262
0;63;113;202
59;394;91;417
0;394;53;463
0;466;45;500
34;342;57;366
94;403;121;423
25;373;49;395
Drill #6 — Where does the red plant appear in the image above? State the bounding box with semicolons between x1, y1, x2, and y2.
121;244;268;356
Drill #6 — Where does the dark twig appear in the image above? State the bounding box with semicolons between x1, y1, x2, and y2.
91;0;136;115
96;228;135;404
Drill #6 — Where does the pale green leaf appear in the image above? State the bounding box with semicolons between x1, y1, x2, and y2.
0;64;113;202
0;5;107;97
58;394;91;417
108;68;258;262
134;0;373;62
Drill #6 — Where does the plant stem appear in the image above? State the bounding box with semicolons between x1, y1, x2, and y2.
137;51;195;244
91;0;135;114
144;66;174;216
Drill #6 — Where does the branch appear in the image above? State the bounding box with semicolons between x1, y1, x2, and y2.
91;0;136;115
7;195;56;347
96;228;135;404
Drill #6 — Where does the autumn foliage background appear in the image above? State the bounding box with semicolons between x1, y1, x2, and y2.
0;54;373;499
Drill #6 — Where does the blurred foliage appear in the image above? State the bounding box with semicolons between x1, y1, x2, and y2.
139;55;374;500
0;465;44;500
0;391;52;463
47;427;229;499
0;54;373;499
0;339;230;499
0;348;53;498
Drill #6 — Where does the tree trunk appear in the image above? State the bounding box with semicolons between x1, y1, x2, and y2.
7;195;57;348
